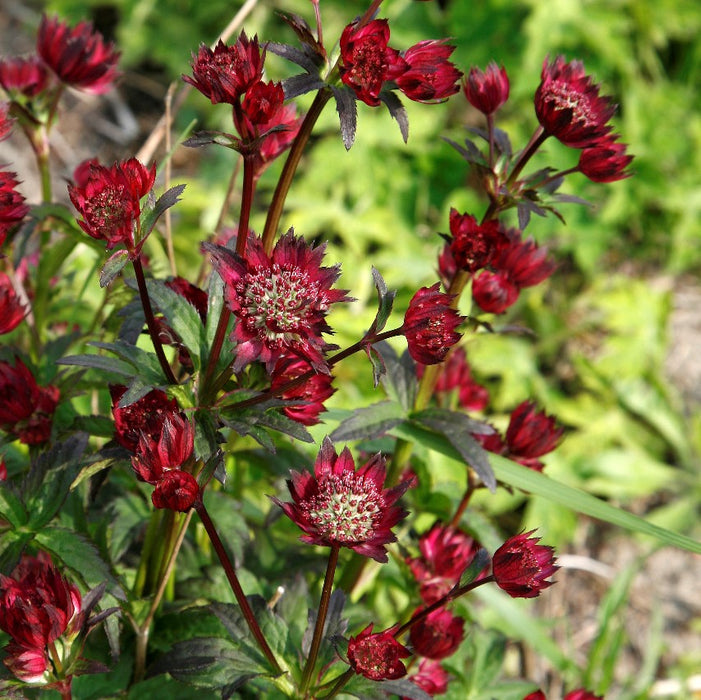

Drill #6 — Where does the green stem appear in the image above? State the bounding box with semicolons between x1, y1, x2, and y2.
261;88;332;253
319;668;354;699
505;126;548;187
449;470;478;528
300;544;340;697
195;498;283;675
132;256;178;384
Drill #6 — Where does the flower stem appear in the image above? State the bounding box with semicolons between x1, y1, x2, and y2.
450;469;478;528
194;498;282;674
132;256;177;384
505;125;547;187
261;88;332;254
300;544;340;696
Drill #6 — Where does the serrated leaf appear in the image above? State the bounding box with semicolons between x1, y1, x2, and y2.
0;484;28;528
380;90;409;143
266;42;320;74
443;136;485;165
145;279;207;372
35;526;124;597
411;408;496;491
139;184;186;242
24;434;89;529
331;86;357;150
329;400;405;442
375;343;417;411
365;345;386;387
281;72;326;100
90;340;165;384
57;352;135;379
148;636;264;688
492;127;512;158
100;249;129;288
275;12;325;59
367;267;396;337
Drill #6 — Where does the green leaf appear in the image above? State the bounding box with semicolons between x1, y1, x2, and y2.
0;484;28;528
410;409;496;492
329;400;405;442
35;526;123;597
91;340;166;385
367;267;396;337
389;423;701;554
57;352;135;378
376;343;417;411
100;249;130;288
139;184;186;241
25;434;88;530
145;279;207;372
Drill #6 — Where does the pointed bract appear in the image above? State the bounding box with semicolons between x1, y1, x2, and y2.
347;623;409;680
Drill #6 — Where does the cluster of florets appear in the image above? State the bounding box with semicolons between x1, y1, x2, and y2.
111;386;199;511
339;19;462;106
0;357;59;445
0;552;83;689
184;32;301;175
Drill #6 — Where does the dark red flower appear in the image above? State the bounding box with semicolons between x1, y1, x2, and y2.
151;470;200;512
0;357;59;445
578;135;633;182
0;169;29;246
238;80;285;135
523;692;546;700
396;40;462;103
347;623;410;680
270;357;335;426
535;55;616;148
0;551;81;655
68;158;156;252
492;530;558;598
204;232;350;373
183;33;263;105
564;690;603;700
0;272;26;334
0;459;6;481
473;427;506;456
3;642;50;684
0;56;50;98
253;102;302;176
407;658;449;697
110;385;181;453
409;607;465;659
132;413;195;484
339;19;407;106
505;400;563;471
38;14;120;94
464;62;510;115
437;241;458;289
472;270;520;314
272;437;409;562
494;231;556;289
404;284;463;365
407;522;484;604
448;210;505;273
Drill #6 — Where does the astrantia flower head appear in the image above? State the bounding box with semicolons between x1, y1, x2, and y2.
272;437;409;562
0;169;29;247
578;134;633;182
68;157;156;252
396;40;462;103
505;400;563;471
132;413;195;484
0;102;13;141
535;55;616;148
407;522;484;604
464;61;510;115
347;623;409;680
492;530;558;598
339;19;407;106
0;272;26;334
270;357;335;426
404;283;463;365
38;14;120;94
409;607;465;659
0;56;50;99
409;658;450;696
184;33;264;105
151;470;200;512
204;231;350;373
495;231;557;289
110;385;182;453
448;209;505;273
472;270;520;314
0;357;59;445
252;102;302;177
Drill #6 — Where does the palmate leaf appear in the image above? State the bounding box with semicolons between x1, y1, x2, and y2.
390;422;701;554
145;278;207;372
331;85;357;150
